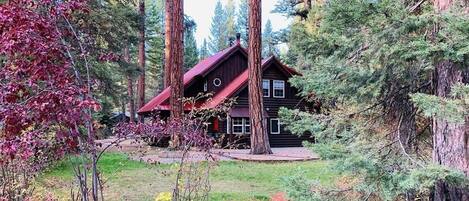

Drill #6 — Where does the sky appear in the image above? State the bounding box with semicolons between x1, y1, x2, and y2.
184;0;290;47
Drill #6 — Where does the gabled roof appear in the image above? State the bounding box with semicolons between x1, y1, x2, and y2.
138;47;300;114
203;56;300;108
138;43;246;114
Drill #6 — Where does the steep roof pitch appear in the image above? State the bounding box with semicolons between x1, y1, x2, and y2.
138;43;246;114
203;56;300;109
138;47;300;114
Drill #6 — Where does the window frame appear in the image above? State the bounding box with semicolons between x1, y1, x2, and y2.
244;118;251;134
232;118;244;134
262;79;270;97
270;118;281;134
213;78;222;87
203;80;208;92
273;80;285;98
231;117;250;134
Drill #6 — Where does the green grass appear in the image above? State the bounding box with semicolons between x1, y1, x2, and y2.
36;153;337;201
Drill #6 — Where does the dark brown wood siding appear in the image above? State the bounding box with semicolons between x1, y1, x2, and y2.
204;51;248;94
214;61;312;147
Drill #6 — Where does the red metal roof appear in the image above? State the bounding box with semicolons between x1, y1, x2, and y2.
203;56;300;109
138;44;244;114
138;48;300;114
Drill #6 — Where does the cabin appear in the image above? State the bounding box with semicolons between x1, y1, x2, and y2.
138;37;312;147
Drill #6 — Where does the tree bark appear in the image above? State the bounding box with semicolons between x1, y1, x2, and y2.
433;61;469;201
164;0;173;88
137;0;146;122
124;45;135;123
432;1;469;200
166;0;184;147
248;0;272;155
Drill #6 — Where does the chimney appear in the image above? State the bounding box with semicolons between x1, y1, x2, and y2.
236;33;241;44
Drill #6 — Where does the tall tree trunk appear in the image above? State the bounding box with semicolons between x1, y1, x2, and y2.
166;0;184;147
432;1;469;200
433;61;469;201
124;45;135;123
137;0;146;122
396;93;418;153
248;0;272;155
164;0;173;88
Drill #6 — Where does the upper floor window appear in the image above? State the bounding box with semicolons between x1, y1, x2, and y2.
273;80;285;98
262;79;270;97
213;78;222;87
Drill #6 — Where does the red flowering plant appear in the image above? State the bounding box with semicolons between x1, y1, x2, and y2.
0;0;97;199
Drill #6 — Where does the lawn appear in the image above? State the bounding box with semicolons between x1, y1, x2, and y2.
35;153;337;201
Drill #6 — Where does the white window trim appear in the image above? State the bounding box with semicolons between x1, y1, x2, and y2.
203;80;208;92
231;117;250;135
232;118;244;134
273;80;285;98
226;116;231;134
244;118;251;134
270;118;281;134
262;79;270;97
213;78;222;87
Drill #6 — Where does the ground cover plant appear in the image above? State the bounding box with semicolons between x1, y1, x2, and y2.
35;153;336;201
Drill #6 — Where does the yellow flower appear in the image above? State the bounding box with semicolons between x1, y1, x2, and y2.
155;192;172;201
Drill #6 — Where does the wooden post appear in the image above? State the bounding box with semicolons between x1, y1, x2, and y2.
248;0;272;154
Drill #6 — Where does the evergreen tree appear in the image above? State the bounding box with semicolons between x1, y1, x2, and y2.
146;0;165;94
225;0;237;43
136;0;146;122
184;17;199;71
199;39;210;59
209;1;228;53
279;0;469;200
262;20;279;58
236;0;249;46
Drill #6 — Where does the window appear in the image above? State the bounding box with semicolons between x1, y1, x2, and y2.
232;118;244;134
213;78;222;87
232;118;250;134
262;79;270;97
203;80;208;92
244;119;250;134
273;80;285;98
270;118;280;134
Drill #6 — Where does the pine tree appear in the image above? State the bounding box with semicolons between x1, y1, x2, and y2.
209;1;228;53
262;19;279;58
431;1;469;199
278;0;469;200
166;0;184;147
136;0;145;122
123;44;135;123
199;39;210;59
146;0;165;94
225;0;237;43
236;0;249;45
184;17;199;71
163;0;173;88
248;0;272;155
